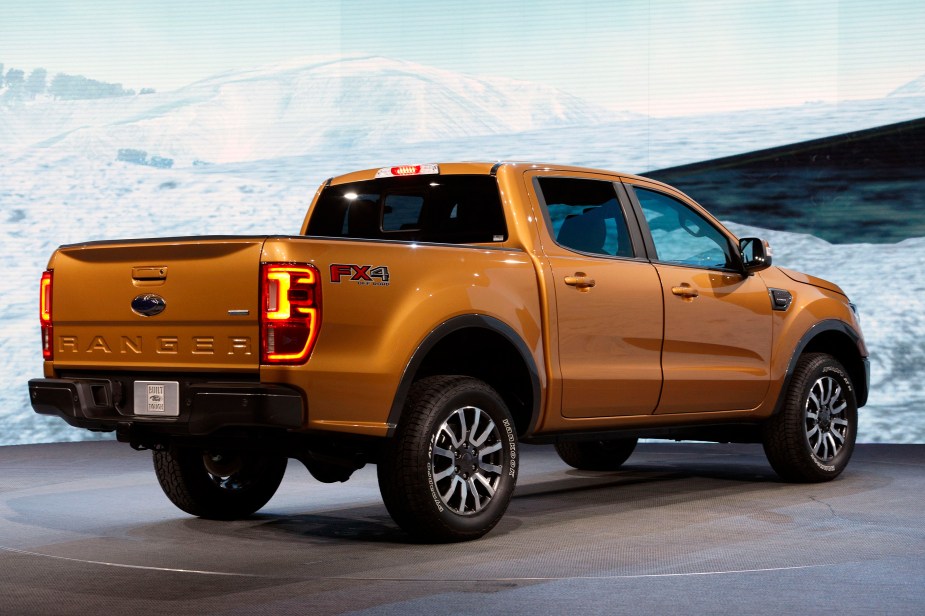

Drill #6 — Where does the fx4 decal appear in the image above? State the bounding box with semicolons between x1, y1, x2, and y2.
330;264;391;286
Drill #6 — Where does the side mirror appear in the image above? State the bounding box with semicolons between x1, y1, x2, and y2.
739;237;772;274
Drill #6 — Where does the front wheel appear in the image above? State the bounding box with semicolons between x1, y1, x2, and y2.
378;376;518;542
762;353;858;482
153;447;287;519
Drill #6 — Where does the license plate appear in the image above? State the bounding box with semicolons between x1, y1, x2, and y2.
133;381;180;417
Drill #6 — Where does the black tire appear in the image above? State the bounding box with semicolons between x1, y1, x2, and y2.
153;447;287;519
762;353;858;482
555;438;638;471
378;376;518;542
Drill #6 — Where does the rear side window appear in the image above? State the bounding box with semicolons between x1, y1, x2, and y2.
306;175;506;244
536;177;634;258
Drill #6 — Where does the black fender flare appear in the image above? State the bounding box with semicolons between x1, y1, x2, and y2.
773;319;869;414
385;314;542;437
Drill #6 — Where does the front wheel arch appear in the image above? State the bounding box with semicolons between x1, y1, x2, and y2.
774;320;868;414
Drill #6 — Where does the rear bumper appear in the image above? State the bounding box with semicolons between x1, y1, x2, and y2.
28;377;304;436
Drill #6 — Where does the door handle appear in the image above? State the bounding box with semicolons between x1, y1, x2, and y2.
671;283;699;299
564;272;596;292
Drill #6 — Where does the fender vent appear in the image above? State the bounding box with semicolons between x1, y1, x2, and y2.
769;288;793;312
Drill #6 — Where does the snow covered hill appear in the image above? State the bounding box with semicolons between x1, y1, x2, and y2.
0;56;628;165
888;71;925;96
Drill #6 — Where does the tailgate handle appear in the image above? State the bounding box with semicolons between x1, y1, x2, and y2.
132;266;168;281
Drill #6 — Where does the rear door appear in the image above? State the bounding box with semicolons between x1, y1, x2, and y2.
529;171;664;417
624;181;772;413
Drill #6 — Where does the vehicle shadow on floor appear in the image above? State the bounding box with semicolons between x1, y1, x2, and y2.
243;460;799;544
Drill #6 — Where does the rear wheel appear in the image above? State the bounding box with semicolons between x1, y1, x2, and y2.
378;376;518;542
555;438;638;471
153;447;287;519
762;353;858;482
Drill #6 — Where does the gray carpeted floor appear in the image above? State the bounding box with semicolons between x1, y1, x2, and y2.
1;441;922;615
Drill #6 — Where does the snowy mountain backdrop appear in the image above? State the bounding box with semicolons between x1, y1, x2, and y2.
0;56;629;164
2;57;924;445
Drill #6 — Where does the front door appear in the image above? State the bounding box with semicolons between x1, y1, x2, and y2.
627;183;772;413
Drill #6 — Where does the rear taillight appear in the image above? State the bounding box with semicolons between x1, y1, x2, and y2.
40;270;53;360
260;263;321;365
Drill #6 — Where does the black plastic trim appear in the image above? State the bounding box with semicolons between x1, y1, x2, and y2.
769;288;793;311
294;234;520;251
28;377;304;435
773;319;869;413
385;315;542;437
620;181;659;261
524;422;764;445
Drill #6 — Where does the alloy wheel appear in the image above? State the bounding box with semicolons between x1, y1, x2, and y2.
805;375;850;462
430;405;504;515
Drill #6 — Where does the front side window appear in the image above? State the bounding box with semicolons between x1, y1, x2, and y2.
634;187;733;269
537;177;633;258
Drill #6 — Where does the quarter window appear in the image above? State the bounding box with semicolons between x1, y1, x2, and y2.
634;187;733;269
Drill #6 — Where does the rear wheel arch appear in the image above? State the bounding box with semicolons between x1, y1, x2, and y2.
387;315;541;438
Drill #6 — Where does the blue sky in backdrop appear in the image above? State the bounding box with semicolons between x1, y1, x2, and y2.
2;0;924;115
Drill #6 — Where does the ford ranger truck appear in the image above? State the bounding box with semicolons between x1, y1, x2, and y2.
29;162;869;542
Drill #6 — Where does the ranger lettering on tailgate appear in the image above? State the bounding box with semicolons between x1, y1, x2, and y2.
56;335;253;355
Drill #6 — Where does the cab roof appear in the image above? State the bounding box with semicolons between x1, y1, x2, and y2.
326;161;666;189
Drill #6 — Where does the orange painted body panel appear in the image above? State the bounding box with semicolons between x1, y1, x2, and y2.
548;254;664;417
41;161;867;440
260;236;543;436
654;263;772;413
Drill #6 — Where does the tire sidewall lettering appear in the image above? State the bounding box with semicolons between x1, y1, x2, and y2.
503;418;517;479
821;365;853;393
426;435;445;513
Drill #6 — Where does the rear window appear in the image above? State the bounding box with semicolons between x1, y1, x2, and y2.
306;175;507;244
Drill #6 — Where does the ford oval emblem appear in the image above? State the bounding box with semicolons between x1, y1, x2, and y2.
131;294;166;317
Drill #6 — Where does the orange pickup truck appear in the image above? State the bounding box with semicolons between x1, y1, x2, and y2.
29;162;869;541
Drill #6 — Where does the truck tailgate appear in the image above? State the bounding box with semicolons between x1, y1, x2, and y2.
49;236;266;373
